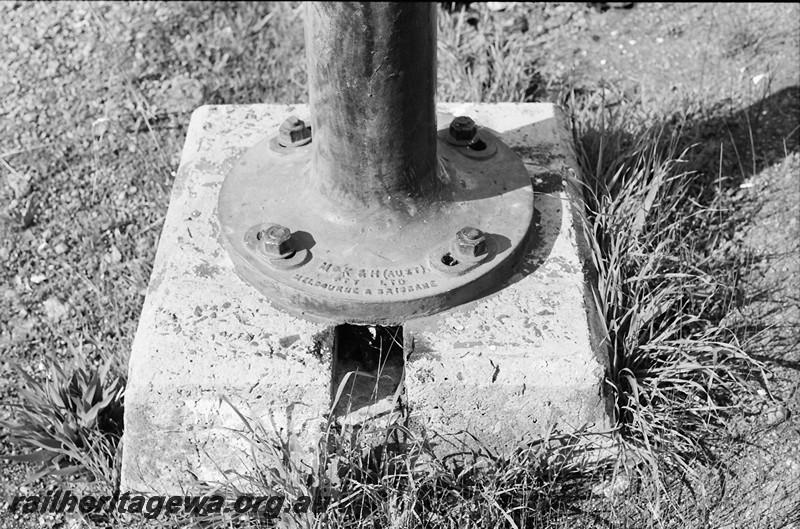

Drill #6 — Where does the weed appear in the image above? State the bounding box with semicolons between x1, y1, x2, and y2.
1;353;125;488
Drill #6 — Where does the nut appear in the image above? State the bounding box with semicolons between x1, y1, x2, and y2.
455;226;486;257
259;224;294;257
278;116;311;147
449;116;477;142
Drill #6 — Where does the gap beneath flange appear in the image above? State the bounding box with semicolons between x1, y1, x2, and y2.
331;325;404;424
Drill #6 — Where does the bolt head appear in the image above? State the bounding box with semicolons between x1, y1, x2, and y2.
449;116;477;142
455;226;486;257
278;116;311;147
259;225;294;257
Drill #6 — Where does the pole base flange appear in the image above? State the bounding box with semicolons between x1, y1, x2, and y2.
218;113;535;324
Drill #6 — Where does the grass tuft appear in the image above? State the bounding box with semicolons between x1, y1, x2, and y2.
437;4;541;103
571;90;769;519
1;353;125;488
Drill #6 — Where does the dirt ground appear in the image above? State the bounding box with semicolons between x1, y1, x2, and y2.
1;2;798;528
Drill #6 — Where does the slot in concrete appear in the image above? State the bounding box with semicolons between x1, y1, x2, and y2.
331;325;404;426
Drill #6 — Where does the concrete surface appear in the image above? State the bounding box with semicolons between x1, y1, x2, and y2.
120;105;337;494
121;103;610;494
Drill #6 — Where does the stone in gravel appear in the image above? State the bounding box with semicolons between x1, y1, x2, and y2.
5;171;31;199
108;245;122;263
54;242;68;254
766;406;790;426
43;297;68;321
10;318;35;341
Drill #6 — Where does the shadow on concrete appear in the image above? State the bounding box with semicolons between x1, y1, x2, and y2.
464;118;570;302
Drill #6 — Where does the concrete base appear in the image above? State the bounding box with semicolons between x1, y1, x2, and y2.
121;103;610;494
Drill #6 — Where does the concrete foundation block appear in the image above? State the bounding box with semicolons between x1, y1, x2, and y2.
121;102;611;494
404;103;612;456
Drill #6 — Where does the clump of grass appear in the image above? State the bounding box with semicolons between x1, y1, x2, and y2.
170;395;318;528
198;408;608;528
314;423;609;529
175;344;612;529
571;90;768;519
1;353;125;488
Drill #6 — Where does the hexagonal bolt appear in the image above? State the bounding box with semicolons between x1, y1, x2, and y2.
278;116;311;147
258;224;295;258
455;226;486;257
449;116;477;142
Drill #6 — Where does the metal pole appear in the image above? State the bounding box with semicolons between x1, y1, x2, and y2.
305;2;438;214
219;0;535;323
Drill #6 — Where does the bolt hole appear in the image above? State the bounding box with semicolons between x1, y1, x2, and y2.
441;253;459;266
468;139;487;151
